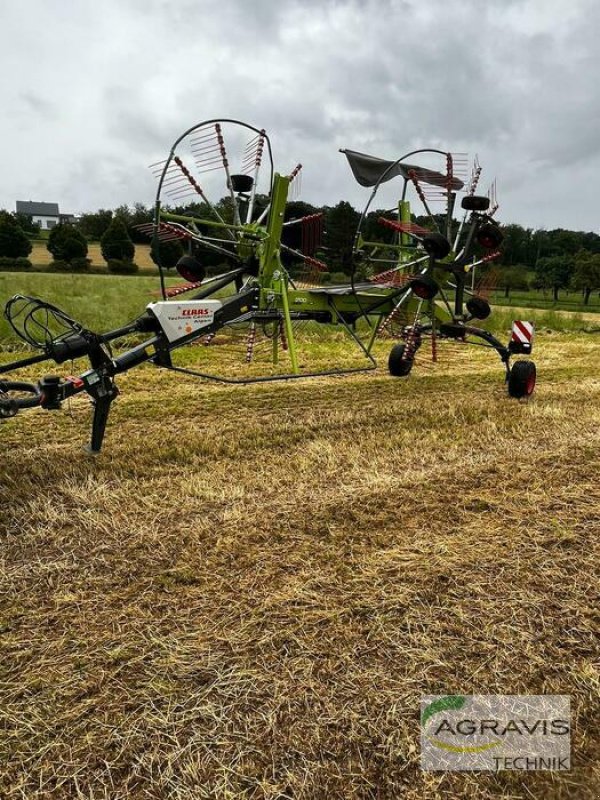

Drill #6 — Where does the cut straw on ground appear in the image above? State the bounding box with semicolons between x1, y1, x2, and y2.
1;332;599;798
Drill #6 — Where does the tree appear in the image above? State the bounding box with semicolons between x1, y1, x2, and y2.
151;238;184;270
129;203;153;244
47;224;88;263
414;213;446;233
546;229;583;257
323;201;360;274
534;255;573;301
13;212;40;235
112;205;133;227
281;200;320;263
78;209;113;240
496;265;529;298
100;216;135;263
362;209;396;246
580;231;600;254
571;250;600;305
534;228;593;263
0;212;32;258
499;224;534;267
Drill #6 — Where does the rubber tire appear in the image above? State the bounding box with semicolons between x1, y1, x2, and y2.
176;255;206;282
230;174;254;193
461;195;490;211
388;343;414;377
508;360;536;398
423;232;451;259
410;275;439;300
466;296;491;320
477;222;503;249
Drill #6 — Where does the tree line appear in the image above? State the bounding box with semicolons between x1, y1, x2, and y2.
0;209;147;274
1;199;600;302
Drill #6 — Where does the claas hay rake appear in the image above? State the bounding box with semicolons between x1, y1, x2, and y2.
0;119;536;452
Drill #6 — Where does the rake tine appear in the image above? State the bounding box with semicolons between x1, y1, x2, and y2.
246;129;265;224
452;157;482;251
215;123;241;227
408;170;440;234
173;155;236;240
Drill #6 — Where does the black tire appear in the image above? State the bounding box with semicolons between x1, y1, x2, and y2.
176;255;206;282
461;195;490;211
410;275;439;300
508;360;536;398
423;232;451;259
388;344;414;377
230;174;254;193
477;222;503;249
466;296;491;320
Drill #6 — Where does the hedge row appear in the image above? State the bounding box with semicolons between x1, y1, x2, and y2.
0;257;139;274
0;256;32;270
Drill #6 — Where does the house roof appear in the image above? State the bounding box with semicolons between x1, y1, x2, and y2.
16;201;60;216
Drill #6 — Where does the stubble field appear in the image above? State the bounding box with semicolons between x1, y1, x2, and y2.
1;330;599;799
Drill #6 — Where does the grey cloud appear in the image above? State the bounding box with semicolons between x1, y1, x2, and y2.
1;0;599;230
19;92;59;121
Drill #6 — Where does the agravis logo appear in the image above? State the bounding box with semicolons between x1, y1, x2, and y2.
420;695;570;771
422;696;500;754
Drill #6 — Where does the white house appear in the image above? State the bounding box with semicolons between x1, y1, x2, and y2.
15;201;76;230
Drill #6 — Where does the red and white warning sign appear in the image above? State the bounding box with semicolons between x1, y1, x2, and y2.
511;320;534;345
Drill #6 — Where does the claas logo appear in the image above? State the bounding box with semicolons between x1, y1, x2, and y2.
182;308;211;316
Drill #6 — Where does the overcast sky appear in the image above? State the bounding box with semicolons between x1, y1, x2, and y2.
2;0;599;231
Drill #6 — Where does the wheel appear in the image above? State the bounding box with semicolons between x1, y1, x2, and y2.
410;275;439;300
508;360;536;398
461;195;490;211
423;232;451;259
175;254;206;282
476;221;503;249
466;296;491;319
388;343;414;376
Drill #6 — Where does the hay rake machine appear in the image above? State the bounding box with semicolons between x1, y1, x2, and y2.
0;118;536;452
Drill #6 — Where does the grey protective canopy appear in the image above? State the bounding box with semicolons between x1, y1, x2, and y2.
341;149;464;191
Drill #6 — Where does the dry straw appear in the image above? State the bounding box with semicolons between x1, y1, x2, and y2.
1;334;598;798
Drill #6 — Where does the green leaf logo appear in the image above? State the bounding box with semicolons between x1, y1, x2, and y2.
422;696;500;754
421;695;466;727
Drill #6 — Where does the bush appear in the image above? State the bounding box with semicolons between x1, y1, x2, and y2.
106;259;139;274
0;256;32;271
205;262;230;277
330;271;350;284
14;213;41;236
70;257;91;272
151;238;184;270
78;209;113;240
0;213;33;258
47;224;88;263
48;259;71;272
101;217;135;262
